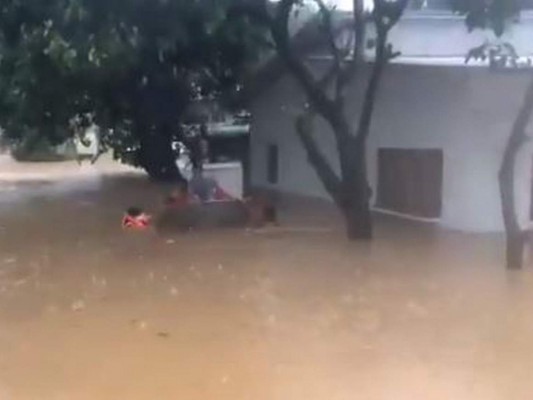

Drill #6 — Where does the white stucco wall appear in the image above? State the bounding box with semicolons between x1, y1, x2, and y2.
250;63;533;232
388;12;533;58
319;11;533;64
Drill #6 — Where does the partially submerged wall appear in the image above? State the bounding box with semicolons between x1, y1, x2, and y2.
250;63;533;232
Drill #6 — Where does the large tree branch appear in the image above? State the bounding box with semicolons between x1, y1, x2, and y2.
317;61;340;89
295;112;341;203
355;0;408;142
335;0;365;91
271;0;338;120
498;74;533;269
352;0;365;64
314;0;341;69
374;0;409;31
355;31;387;143
234;0;345;124
499;75;533;235
313;0;344;101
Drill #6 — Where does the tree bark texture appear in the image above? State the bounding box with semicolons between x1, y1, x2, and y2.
499;76;533;269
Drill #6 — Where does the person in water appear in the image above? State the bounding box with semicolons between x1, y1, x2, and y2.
122;207;151;229
165;181;193;208
189;169;233;202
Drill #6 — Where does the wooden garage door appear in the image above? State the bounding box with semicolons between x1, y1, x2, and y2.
377;148;443;218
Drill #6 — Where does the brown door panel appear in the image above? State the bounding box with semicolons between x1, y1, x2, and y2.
377;148;443;218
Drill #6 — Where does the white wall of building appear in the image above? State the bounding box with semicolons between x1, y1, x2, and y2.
320;11;533;64
250;63;533;232
388;12;533;58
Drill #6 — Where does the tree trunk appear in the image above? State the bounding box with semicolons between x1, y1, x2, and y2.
237;0;407;243
498;76;533;270
295;114;374;240
295;114;342;201
499;161;526;270
505;230;526;270
138;126;184;182
342;150;373;240
344;198;372;240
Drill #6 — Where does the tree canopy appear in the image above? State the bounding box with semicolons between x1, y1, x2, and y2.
0;0;265;179
451;0;519;36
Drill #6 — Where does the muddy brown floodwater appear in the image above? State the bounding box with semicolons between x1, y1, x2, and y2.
1;156;533;400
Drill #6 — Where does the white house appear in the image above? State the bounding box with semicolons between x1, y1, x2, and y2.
249;1;533;232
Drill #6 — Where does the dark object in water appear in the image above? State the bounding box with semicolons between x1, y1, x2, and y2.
156;200;249;232
245;197;277;228
264;204;277;223
126;207;143;217
189;173;217;202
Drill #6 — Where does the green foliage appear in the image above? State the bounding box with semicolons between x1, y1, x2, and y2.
0;0;266;177
452;0;532;68
451;0;519;37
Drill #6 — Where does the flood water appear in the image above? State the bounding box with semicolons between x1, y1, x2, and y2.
1;156;533;399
